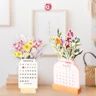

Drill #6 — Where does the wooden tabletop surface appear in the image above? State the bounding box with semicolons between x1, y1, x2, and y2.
0;85;96;96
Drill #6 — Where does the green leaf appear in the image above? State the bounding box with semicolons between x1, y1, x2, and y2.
74;50;83;58
74;49;80;53
57;29;62;37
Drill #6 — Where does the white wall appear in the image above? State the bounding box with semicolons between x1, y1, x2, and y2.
0;0;95;86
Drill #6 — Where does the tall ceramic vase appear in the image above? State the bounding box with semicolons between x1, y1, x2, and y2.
18;59;38;94
52;58;80;94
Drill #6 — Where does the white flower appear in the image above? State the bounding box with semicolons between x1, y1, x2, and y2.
31;48;37;53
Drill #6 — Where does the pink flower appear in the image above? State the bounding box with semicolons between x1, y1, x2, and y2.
33;40;42;48
66;37;71;42
65;30;74;43
65;41;70;48
13;40;24;51
67;30;74;38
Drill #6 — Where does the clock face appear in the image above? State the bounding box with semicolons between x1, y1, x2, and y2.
45;3;52;11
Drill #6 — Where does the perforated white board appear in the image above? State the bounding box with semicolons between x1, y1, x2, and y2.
53;61;80;88
18;59;38;89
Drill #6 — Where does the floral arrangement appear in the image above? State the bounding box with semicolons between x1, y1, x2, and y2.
13;37;45;59
50;29;83;60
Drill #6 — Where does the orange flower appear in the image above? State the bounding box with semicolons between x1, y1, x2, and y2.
55;37;62;45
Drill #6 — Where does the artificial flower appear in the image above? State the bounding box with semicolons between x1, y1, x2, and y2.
22;43;31;52
13;40;24;51
55;37;62;45
14;51;22;58
13;37;44;59
27;40;33;46
33;40;42;48
23;52;30;59
67;30;73;38
50;29;83;60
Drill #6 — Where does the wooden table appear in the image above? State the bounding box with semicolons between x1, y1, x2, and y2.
0;85;96;96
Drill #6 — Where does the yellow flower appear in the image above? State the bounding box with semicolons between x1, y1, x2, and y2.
23;43;32;52
50;36;56;40
14;51;22;58
27;40;33;46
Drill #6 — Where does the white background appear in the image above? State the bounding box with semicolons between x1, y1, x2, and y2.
0;0;95;86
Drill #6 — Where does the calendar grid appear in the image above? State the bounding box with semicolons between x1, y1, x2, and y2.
18;59;38;89
54;61;80;88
